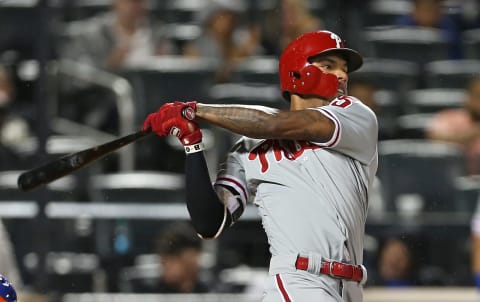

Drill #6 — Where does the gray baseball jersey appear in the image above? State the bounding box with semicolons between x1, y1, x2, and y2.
214;96;378;302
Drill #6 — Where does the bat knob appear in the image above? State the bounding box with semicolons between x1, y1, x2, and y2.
182;106;196;121
17;173;34;192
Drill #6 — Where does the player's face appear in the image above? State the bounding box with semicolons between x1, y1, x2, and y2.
310;54;349;97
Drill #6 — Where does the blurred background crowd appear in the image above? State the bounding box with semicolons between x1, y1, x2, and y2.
1;0;480;301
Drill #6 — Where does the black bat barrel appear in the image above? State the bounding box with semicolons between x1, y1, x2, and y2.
17;130;151;191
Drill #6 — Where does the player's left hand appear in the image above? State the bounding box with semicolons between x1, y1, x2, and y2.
142;101;201;146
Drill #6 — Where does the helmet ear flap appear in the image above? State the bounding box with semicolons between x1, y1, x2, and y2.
293;65;339;100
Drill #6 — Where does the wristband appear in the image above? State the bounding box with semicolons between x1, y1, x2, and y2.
185;142;204;154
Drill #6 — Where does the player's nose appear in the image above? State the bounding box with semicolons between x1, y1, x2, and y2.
334;69;348;84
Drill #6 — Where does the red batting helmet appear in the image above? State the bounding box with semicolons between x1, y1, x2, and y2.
279;30;363;101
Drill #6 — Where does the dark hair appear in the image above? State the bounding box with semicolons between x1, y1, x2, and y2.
155;222;202;255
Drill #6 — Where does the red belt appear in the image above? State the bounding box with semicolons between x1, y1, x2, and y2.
295;256;366;284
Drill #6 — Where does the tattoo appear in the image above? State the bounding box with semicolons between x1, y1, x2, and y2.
195;103;333;141
196;104;279;138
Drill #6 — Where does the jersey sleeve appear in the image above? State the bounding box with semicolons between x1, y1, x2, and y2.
311;96;378;164
214;138;250;223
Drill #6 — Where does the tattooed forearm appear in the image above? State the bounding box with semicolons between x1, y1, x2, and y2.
195;104;280;138
195;103;334;141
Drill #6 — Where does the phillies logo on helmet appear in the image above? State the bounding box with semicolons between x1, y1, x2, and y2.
330;33;342;48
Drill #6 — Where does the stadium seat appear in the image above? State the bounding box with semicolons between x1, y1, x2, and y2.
119;254;161;292
454;175;480;213
363;0;412;26
231;56;279;85
0;170;77;201
122;56;218;126
0;2;41;59
395;113;434;139
377;139;466;213
88;171;185;203
365;26;450;65
60;0;112;21
163;0;210;23
351;58;420;95
406;88;465;114
374;89;401;139
23;252;100;292
208;83;284;108
161;23;202;50
425;60;480;89
463;29;480;60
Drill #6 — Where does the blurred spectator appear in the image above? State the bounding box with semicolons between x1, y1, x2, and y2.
348;78;395;140
395;0;463;59
58;0;176;134
260;0;323;56
0;65;30;146
471;200;480;291
426;76;480;174
378;238;415;287
349;78;379;115
62;0;175;71
183;0;262;82
0;64;31;170
0;220;23;290
133;222;209;293
280;0;323;52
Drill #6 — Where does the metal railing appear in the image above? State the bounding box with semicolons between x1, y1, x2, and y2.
48;60;136;171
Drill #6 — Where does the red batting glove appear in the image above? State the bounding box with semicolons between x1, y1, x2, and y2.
142;101;201;146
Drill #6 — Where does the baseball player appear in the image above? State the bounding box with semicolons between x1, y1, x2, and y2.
0;275;17;302
143;30;378;302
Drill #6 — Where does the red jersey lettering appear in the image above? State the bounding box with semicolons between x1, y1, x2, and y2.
248;140;320;173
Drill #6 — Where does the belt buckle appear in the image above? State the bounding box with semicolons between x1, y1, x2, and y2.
359;264;368;285
328;261;342;279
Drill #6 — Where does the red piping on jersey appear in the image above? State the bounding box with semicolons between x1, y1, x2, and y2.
319;108;341;147
276;274;292;302
216;176;248;202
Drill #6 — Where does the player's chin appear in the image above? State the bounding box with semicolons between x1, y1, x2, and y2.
338;85;349;96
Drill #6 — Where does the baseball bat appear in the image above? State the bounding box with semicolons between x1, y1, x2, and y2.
17;130;152;192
